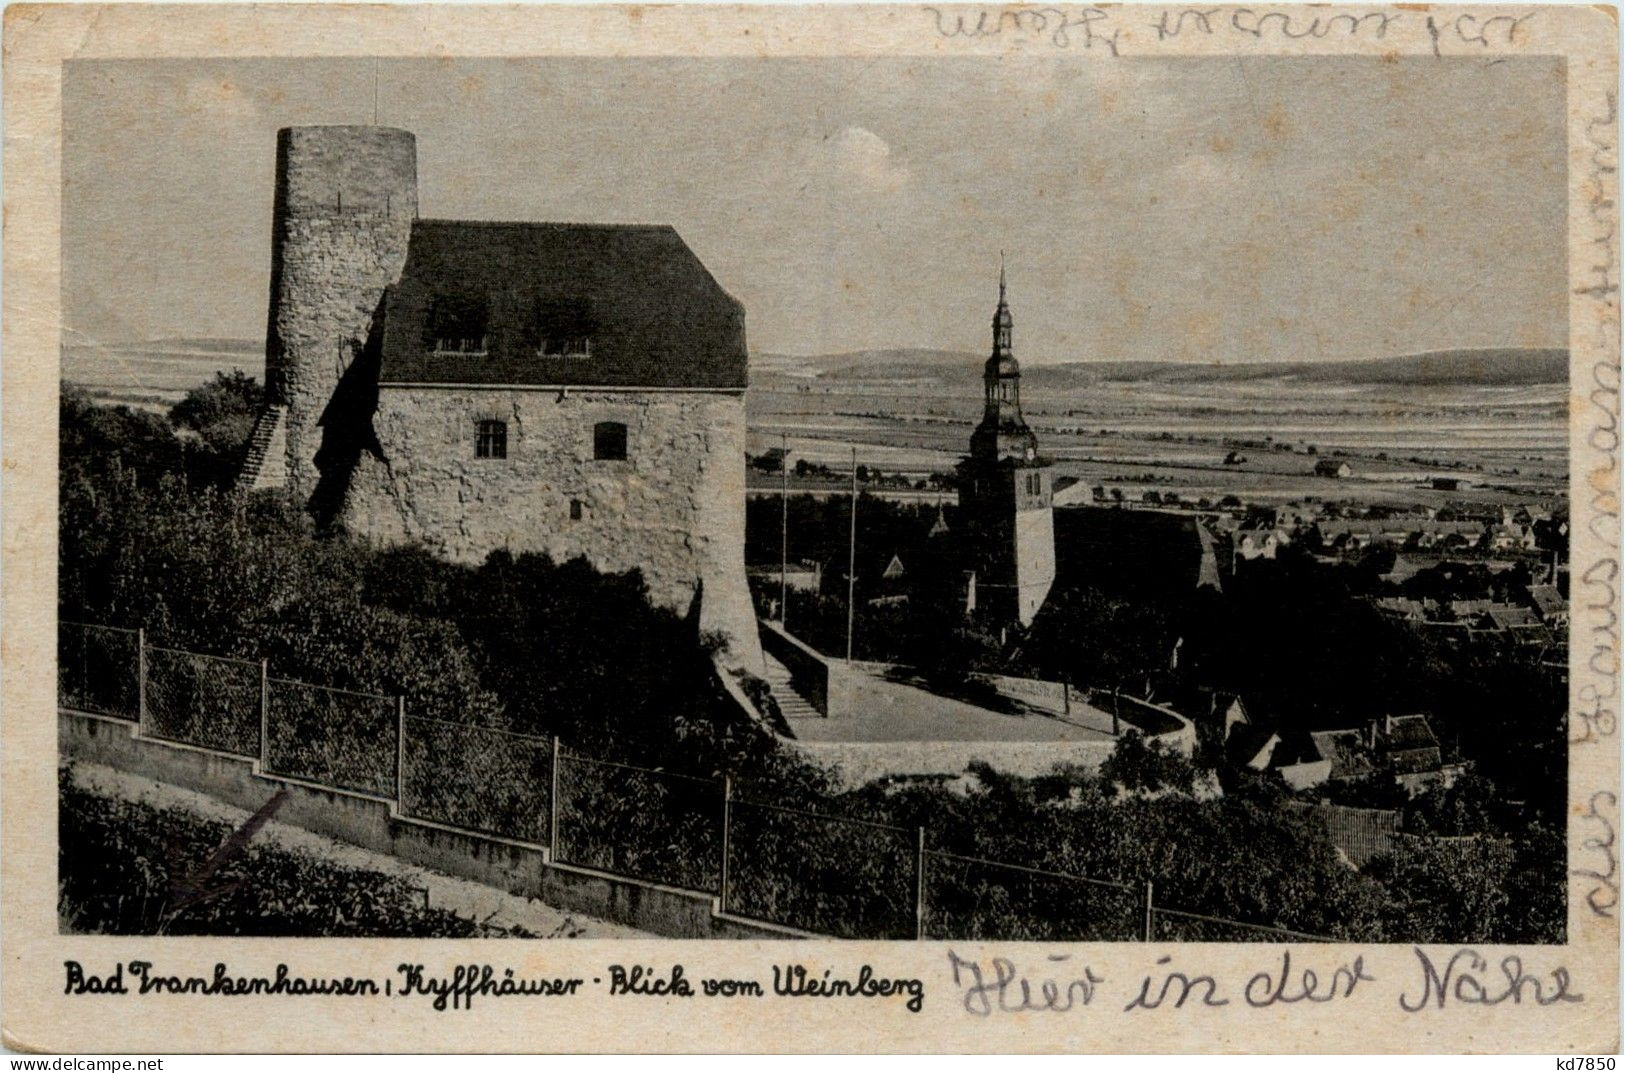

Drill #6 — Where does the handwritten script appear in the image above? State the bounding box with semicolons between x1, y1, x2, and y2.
923;7;1541;52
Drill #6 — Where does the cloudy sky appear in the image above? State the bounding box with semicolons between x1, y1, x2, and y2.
63;55;1566;364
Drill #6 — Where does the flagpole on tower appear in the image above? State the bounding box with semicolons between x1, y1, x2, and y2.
846;446;858;663
780;433;790;627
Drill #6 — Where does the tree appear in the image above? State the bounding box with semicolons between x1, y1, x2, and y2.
1099;731;1199;795
1366;836;1515;943
168;371;263;490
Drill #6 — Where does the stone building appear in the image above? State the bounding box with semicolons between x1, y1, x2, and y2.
955;266;1056;628
239;125;760;666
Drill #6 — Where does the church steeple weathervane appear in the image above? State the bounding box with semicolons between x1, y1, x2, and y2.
993;251;1013;358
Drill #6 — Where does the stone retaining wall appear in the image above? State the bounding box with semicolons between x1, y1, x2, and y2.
59;709;794;940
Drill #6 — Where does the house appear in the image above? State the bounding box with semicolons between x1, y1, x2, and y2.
1377;714;1444;780
1450;599;1495;621
1307;730;1377;782
1223;450;1247;466
1227;725;1331;790
1314;519;1377;551
1484;605;1541;631
1487;523;1538;552
1372;597;1427;622
1414;519;1486;550
1381;554;1436;585
1527;584;1569;627
1310;715;1451;792
1232;528;1282;561
1050;476;1095;507
1314;459;1353;479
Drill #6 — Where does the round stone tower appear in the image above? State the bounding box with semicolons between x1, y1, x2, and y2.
262;126;418;498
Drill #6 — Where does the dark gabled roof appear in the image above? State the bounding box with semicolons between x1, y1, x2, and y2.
1528;584;1567;616
378;219;746;389
1051;506;1223;602
1378;714;1439;752
1308;730;1375;781
1486;606;1541;630
1269;730;1325;769
1226;724;1277;768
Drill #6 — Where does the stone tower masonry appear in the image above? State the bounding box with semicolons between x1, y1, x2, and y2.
259;126;418;497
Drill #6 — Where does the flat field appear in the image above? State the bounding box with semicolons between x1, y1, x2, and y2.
748;375;1567;510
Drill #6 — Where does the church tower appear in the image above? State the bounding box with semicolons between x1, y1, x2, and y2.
956;262;1056;628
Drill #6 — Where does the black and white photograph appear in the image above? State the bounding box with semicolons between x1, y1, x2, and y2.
50;46;1578;953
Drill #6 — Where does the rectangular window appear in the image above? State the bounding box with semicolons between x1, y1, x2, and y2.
593;421;628;461
476;419;507;459
569;499;584;521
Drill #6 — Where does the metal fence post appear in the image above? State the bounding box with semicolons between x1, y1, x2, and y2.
719;775;733;911
395;696;407;811
136;628;147;728
1141;879;1155;942
914;826;927;941
549;736;561;856
258;659;270;765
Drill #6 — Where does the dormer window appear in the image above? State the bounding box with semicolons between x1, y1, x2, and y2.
543;336;591;358
531;299;594;359
426;294;489;356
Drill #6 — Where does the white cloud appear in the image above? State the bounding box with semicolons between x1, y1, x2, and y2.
816;126;911;194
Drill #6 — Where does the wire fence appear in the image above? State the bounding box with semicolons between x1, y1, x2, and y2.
724;799;917;939
921;850;1142;941
555;752;722;892
263;677;397;797
58;622;140;720
143;646;261;758
400;715;551;844
56;620;1335;944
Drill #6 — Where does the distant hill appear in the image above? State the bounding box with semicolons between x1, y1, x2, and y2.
756;347;1569;388
753;347;979;381
61;337;263;401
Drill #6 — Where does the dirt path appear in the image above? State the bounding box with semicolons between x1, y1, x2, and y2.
68;761;653;938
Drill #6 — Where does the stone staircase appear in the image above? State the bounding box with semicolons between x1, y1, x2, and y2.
234;405;287;493
760;651;820;720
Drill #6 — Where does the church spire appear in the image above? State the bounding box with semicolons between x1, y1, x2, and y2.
992;254;1013;359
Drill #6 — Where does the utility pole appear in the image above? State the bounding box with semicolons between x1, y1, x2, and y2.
847;446;858;663
780;433;789;626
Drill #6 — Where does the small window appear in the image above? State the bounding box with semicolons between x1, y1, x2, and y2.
593;421;627;461
542;336;592;359
476;419;507;459
427;294;489;356
532;299;594;359
569;499;584;521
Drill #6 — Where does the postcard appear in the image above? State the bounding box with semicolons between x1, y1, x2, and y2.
2;2;1618;1053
